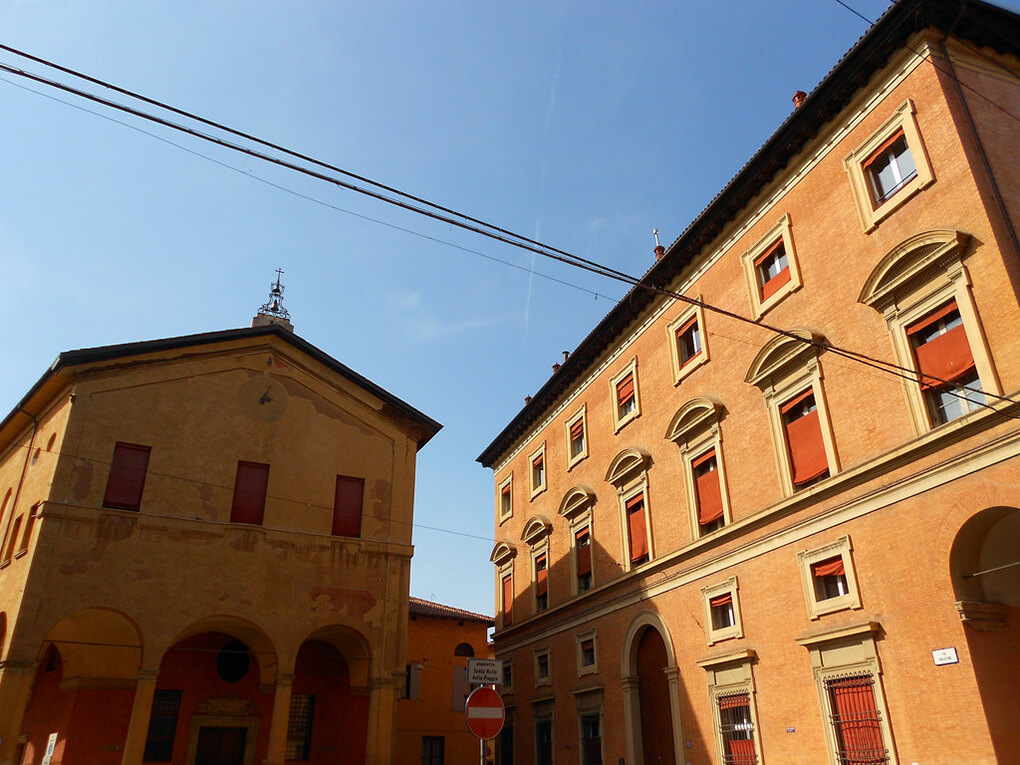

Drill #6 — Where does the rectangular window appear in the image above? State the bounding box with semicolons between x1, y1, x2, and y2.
580;639;595;667
812;557;849;601
569;417;586;459
616;372;636;419
863;129;917;207
575;527;592;592
502;574;513;627
500;480;512;518
286;693;315;760
693;449;724;535
103;442;151;511
18;504;39;555
709;593;735;631
581;713;603;765
754;240;791;301
535;718;553;765
3;516;22;564
535;553;548;612
676;317;702;367
498;724;514;765
537;652;550;681
531;453;545;493
332;475;364;537
230;461;270;525
825;675;888;764
502;661;513;689
625;493;648;565
718;693;757;765
421;735;445;765
143;689;182;762
781;391;829;488
907;300;984;425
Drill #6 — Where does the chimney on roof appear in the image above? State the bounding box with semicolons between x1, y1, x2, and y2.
552;362;561;373
252;268;294;332
653;228;665;261
792;90;807;108
525;395;532;404
562;351;570;363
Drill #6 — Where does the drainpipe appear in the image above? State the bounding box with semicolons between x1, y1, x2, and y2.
938;39;1020;262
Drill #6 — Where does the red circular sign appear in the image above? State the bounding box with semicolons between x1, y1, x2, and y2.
464;686;505;739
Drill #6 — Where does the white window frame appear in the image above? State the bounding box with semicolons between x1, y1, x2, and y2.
844;98;935;232
740;213;803;319
701;577;743;645
497;473;513;525
696;650;763;765
796;535;862;619
576;628;598;677
665;299;709;384
564;404;588;469
665;398;732;540
609;357;641;433
528;442;547;499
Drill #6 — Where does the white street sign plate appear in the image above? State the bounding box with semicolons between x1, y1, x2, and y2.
467;658;503;685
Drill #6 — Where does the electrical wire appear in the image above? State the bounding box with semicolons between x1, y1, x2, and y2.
1;37;1018;417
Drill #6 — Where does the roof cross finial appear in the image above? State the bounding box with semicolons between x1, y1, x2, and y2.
252;267;294;331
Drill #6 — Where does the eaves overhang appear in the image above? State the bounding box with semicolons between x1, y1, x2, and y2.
476;0;1019;469
0;324;442;450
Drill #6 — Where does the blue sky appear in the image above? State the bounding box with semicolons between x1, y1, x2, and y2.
5;0;1012;616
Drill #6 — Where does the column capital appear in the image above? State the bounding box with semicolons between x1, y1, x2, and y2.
663;666;681;682
137;669;160;682
620;674;639;691
275;672;295;686
0;659;36;674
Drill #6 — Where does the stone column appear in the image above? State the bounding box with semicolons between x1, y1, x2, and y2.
0;661;35;765
119;668;159;765
364;672;401;765
620;674;640;765
664;666;686;765
264;672;295;765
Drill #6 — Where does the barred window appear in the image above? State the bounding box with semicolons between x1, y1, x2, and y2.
825;675;888;764
718;693;757;765
286;693;316;760
422;735;445;765
143;689;182;762
581;713;603;765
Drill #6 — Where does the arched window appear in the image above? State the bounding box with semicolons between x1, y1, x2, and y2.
605;448;653;570
454;643;474;658
665;398;731;539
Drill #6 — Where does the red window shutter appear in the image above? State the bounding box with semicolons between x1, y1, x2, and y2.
907;302;975;389
103;442;151;511
726;739;756;761
862;129;906;170
626;494;648;562
570;418;585;441
781;392;829;486
709;593;733;608
676;317;701;364
332;475;365;537
616;373;635;406
754;240;791;300
575;529;592;576
533;454;543;470
829;676;885;762
230;461;269;525
535;554;548;596
692;450;724;526
718;692;749;710
812;557;845;578
502;575;513;626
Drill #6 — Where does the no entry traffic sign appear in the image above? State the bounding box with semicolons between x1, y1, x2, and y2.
464;686;505;740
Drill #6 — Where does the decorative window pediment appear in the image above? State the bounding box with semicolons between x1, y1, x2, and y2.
521;515;553;547
858;229;970;310
744;329;825;388
604;447;651;486
490;540;517;566
665;397;724;444
558;486;596;521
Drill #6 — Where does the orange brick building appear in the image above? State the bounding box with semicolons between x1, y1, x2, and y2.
478;2;1020;764
395;598;493;765
0;318;440;765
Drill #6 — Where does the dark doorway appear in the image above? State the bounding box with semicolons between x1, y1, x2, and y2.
636;628;676;764
195;726;247;765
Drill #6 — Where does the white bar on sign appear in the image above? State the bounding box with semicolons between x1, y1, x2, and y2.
468;708;503;719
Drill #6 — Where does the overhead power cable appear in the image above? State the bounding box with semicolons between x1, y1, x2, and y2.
1;46;1018;418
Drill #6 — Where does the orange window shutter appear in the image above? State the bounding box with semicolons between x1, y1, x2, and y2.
575;529;591;576
862;129;906;170
709;593;732;608
626;494;648;562
812;557;845;578
616;373;635;405
570;418;585;441
502;576;513;626
908;302;975;388
693;451;724;526
782;394;828;486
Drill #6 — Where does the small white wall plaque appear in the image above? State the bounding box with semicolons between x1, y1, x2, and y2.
932;647;959;666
